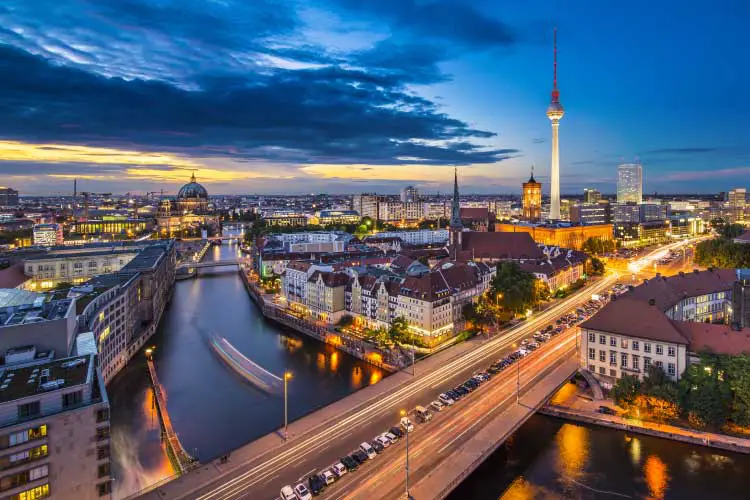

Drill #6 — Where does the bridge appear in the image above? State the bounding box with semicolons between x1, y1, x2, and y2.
176;259;241;272
137;274;616;500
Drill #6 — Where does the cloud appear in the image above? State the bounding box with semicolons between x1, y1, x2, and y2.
531;137;546;144
641;147;717;155
661;166;750;182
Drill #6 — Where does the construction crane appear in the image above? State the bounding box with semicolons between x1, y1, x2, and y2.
79;192;112;221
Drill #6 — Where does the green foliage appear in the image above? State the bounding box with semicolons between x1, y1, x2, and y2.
727;355;750;426
582;237;616;255
336;314;354;327
461;301;494;333
612;374;641;408
695;239;750;268
678;355;732;428
491;261;539;314
722;223;745;239
388;316;410;343
589;257;605;276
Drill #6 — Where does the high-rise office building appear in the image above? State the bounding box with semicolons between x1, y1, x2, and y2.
728;188;747;223
546;28;564;220
583;188;601;204
617;163;643;204
33;224;64;247
400;186;420;203
522;169;542;221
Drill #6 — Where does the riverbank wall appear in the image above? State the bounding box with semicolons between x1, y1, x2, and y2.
540;404;750;455
239;269;399;373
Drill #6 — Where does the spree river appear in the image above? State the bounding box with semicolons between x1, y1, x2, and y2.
107;242;385;498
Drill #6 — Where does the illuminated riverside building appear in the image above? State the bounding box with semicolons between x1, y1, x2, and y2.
495;221;613;251
522;169;542;221
156;173;220;236
580;269;739;388
68;217;151;238
0;291;111;499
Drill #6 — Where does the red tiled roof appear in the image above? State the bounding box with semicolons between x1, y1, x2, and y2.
628;269;735;311
581;297;689;345
675;322;750;356
460;207;493;220
459;231;545;260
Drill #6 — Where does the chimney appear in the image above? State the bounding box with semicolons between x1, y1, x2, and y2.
648;298;656;306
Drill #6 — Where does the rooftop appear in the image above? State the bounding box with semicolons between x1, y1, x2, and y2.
0;354;92;403
0;296;72;327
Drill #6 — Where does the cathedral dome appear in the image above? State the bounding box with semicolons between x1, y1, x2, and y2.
177;173;208;200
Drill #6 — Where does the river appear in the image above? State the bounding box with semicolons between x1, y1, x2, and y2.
107;241;385;498
450;414;750;500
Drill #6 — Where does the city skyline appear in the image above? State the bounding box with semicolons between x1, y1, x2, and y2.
1;1;749;195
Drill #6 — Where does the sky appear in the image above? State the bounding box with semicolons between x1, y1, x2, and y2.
0;0;748;196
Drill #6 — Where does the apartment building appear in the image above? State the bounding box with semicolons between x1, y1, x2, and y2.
367;230;448;246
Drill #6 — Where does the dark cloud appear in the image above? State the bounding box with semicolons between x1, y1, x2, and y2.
531;137;546;144
0;45;513;165
641;147;717;155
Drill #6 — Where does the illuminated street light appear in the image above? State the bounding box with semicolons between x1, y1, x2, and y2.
284;371;292;441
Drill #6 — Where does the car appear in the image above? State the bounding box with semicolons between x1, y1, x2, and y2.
341;455;359;472
352;449;369;464
370;439;384;453
598;405;617;415
360;442;377;459
447;389;462;400
332;462;347;478
430;400;445;412
385;431;399;443
308;474;326;496
415;405;433;423
281;485;296;500
321;470;336;486
400;416;415;432
389;426;404;439
439;393;455;406
376;434;391;448
528;342;540;350
294;483;313;500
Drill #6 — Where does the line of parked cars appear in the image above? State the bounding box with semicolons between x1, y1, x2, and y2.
279;294;616;499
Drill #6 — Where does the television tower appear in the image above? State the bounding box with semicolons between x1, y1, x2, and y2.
546;27;564;220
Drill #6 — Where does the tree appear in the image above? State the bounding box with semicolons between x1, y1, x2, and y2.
388;316;410;343
722;223;745;240
727;355;750;426
612;374;641;408
336;314;354;328
678;355;732;429
582;237;616;255
589;257;605;276
491;261;538;314
462;302;494;334
695;239;750;268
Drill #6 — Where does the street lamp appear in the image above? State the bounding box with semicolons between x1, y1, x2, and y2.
400;409;410;499
284;371;293;441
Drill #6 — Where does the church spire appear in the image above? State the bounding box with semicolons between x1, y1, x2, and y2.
450;167;462;228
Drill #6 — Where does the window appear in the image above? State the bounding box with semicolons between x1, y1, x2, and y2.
0;445;48;471
632;341;639;351
589;348;596;360
644;357;651;370
599;335;606;345
668;346;676;357
98;481;112;497
621;353;628;368
599;350;606;362
668;363;676;376
632;355;640;371
97;446;110;460
655;360;664;369
8;483;49;500
610;352;617;365
62;391;83;408
588;364;595;372
17;402;40;420
610;369;617;377
599;366;606;375
610;337;617;347
621;339;628;349
656;344;664;355
588;332;595;343
96;427;110;442
0;466;47;492
96;408;110;423
644;342;651;353
98;462;110;478
29;465;48;482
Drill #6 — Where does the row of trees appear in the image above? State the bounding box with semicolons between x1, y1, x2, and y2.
695;238;750;268
612;354;750;429
582;237;617;255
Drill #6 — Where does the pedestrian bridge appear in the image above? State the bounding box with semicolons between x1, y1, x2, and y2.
176;259;241;272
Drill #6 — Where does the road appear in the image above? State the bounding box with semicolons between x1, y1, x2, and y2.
145;274;616;500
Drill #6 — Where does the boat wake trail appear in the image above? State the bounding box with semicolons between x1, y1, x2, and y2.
208;334;282;394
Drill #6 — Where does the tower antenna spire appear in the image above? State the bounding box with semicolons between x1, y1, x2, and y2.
551;26;560;103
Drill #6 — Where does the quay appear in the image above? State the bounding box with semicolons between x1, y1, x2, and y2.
145;354;198;474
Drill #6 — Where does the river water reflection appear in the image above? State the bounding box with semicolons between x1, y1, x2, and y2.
108;242;385;498
450;415;750;500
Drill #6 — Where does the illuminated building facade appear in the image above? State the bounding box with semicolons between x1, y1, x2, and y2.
617;163;643;204
522;169;542;221
68;217;151;237
156;173;219;236
495;222;613;251
546;28;564;220
33;224;63;247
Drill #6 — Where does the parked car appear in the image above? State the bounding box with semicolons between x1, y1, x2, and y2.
340;455;359;472
332;462;347;478
439;393;455;406
370;439;384;453
415;405;433;423
280;485;296;500
400;416;415;432
352;449;369;464
376;434;391;448
294;483;313;500
321;470;336;486
360;442;377;459
598;406;617;416
430;400;445;412
385;431;399;443
308;474;326;496
389;426;404;439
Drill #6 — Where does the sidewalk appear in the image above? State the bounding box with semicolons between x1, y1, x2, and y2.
541;386;750;454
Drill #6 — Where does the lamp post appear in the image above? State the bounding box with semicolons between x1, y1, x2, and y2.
284;371;292;441
400;409;410;499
